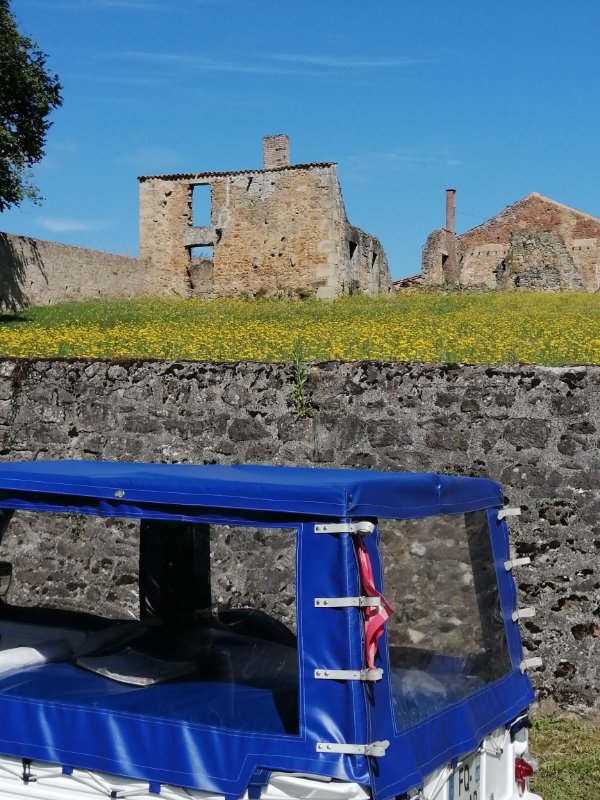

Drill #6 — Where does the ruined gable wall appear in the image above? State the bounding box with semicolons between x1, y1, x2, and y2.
456;196;600;290
460;196;566;248
138;178;194;297
0;232;149;309
422;229;449;286
210;166;344;297
139;166;390;300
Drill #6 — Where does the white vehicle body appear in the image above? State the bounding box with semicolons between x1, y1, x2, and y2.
0;728;541;800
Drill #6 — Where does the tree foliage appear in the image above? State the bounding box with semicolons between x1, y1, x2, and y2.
0;0;62;212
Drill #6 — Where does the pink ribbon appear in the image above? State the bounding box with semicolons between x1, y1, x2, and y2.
354;536;393;670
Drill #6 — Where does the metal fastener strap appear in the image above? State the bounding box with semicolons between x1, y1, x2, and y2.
505;557;531;571
314;522;376;535
314;596;382;609
498;507;521;521
520;657;543;673
512;607;536;622
316;740;389;757
314;668;383;682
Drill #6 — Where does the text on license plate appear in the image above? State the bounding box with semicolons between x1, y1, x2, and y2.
449;752;480;800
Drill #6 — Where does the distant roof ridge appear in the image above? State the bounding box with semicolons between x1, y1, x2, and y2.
138;162;336;182
516;191;600;224
459;191;600;238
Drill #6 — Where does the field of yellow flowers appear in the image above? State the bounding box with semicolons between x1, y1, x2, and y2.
0;291;599;364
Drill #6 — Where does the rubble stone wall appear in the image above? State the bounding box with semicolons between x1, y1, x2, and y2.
0;358;598;714
422;193;600;291
0;232;151;309
139;165;392;300
211;166;343;298
138;177;195;297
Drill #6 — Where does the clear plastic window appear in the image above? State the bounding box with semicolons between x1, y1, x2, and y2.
210;525;297;636
380;511;511;728
0;513;299;735
0;511;139;619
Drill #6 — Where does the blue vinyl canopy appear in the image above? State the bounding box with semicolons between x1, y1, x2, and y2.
0;460;503;520
0;460;533;800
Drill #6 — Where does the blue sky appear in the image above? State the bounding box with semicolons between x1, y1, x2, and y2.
3;0;600;278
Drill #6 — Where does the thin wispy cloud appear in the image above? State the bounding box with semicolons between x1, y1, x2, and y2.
24;0;168;10
73;73;168;88
115;49;422;78
119;50;326;77
35;139;79;173
38;217;110;234
340;149;461;184
372;151;460;167
346;149;461;170
265;53;424;69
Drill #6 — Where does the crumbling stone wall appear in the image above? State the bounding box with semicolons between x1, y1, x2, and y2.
0;232;153;309
495;231;583;290
421;229;450;286
422;193;600;290
345;226;390;295
0;359;598;714
138;176;195;297
139;162;391;300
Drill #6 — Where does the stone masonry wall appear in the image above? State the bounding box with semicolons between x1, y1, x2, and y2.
139;164;392;300
346;226;391;295
0;232;153;309
422;229;449;286
423;193;600;291
138;177;194;297
0;359;598;714
211;166;343;297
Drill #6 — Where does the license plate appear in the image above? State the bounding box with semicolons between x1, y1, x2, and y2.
449;752;481;800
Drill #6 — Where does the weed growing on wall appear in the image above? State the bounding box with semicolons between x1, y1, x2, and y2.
287;339;314;418
68;513;87;542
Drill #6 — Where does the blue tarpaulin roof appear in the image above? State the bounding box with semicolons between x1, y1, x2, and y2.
0;460;503;519
0;460;532;799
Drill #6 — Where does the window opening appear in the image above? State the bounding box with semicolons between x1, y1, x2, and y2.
348;240;358;262
189;245;214;261
380;511;511;729
192;183;212;226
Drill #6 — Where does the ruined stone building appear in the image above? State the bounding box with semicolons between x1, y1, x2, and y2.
0;135;390;308
421;190;600;291
139;135;391;299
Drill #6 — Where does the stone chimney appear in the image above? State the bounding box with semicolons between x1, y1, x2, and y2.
263;134;290;169
445;188;456;233
444;188;459;285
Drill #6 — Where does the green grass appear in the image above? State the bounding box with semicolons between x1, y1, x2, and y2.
531;717;600;799
0;291;600;363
